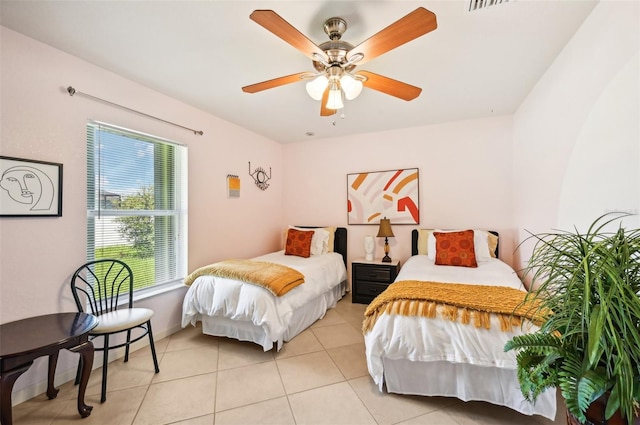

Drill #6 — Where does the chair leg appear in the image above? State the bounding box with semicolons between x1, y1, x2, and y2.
147;321;160;373
124;329;132;363
100;334;109;403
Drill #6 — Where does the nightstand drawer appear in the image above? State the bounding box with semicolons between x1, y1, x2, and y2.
351;259;400;304
355;281;389;300
353;264;392;283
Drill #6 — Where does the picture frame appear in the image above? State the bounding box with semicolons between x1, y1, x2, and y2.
0;156;63;217
227;174;240;198
347;168;419;225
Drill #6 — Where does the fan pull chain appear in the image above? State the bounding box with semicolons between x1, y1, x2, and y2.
332;104;347;126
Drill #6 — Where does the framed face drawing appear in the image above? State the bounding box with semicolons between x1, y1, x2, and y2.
0;156;63;217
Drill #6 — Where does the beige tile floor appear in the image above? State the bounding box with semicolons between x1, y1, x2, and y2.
12;294;567;425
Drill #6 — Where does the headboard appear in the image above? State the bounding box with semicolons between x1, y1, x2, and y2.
411;229;499;258
296;226;347;267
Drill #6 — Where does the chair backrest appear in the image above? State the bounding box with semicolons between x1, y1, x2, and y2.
70;259;134;316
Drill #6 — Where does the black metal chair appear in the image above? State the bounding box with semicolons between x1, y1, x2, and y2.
70;259;160;402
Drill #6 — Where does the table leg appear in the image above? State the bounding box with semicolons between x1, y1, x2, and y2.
46;351;60;399
0;362;33;425
69;341;94;418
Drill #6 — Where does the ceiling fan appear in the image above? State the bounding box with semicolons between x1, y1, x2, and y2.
241;8;438;116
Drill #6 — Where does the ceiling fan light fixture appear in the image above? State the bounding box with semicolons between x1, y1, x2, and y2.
340;74;363;100
243;8;438;117
305;75;328;101
326;84;344;110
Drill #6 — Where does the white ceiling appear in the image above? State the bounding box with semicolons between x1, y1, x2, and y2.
0;0;598;144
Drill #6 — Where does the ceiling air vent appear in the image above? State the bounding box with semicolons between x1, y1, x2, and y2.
468;0;509;12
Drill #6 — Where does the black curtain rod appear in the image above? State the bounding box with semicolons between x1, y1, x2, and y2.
67;86;204;136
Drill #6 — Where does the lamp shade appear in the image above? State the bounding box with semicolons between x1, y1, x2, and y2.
340;74;363;100
326;87;344;110
376;217;394;238
305;75;328;101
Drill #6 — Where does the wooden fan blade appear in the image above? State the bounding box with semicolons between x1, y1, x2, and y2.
242;72;309;93
348;7;437;66
250;10;326;61
357;71;422;101
320;87;337;116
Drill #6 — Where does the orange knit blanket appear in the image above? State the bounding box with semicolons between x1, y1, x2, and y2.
362;280;546;334
183;259;305;296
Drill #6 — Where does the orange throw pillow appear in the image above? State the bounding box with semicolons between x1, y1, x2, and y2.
285;228;313;258
434;230;478;268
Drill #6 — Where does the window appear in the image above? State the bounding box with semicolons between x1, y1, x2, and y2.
86;121;187;294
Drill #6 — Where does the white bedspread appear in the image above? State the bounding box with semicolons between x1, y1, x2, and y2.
182;250;346;346
364;255;557;419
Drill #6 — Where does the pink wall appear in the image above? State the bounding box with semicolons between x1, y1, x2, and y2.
0;27;284;398
282;116;516;276
512;1;639;278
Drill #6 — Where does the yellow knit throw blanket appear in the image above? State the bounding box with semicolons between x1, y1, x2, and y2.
183;259;305;296
362;280;546;334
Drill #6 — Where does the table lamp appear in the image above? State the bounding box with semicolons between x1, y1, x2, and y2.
376;217;394;262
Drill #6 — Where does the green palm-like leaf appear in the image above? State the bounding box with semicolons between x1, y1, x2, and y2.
586;305;604;369
607;382;622;420
506;333;564;401
504;332;562;353
558;358;608;422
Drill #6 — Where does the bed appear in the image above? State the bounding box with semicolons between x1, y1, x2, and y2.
363;229;557;420
182;226;347;351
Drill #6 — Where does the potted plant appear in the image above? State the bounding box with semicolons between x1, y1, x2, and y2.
505;213;640;425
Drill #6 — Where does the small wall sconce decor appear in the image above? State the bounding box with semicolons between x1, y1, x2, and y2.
377;217;395;262
249;161;271;191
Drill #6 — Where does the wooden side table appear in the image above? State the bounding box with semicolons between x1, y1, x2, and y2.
0;312;98;425
352;259;401;304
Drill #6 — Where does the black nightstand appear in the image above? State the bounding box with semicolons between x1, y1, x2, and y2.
352;259;401;304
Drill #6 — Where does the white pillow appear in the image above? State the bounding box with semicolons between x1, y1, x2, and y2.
315;228;331;254
289;226;330;256
427;229;492;262
473;230;492;262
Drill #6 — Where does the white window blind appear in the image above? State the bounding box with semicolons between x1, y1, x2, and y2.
86;121;188;293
